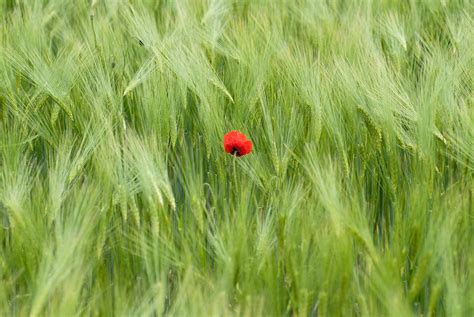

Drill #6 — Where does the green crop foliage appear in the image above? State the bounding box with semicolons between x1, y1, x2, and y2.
0;0;472;316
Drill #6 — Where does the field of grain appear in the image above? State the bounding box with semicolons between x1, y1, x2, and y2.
0;1;473;316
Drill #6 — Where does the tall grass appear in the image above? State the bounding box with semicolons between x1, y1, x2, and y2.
0;0;473;316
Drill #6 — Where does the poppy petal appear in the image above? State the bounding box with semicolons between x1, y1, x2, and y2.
223;130;252;156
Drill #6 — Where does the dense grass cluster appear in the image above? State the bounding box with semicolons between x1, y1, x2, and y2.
1;0;473;316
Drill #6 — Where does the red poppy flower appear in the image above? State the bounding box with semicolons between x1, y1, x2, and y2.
223;130;252;157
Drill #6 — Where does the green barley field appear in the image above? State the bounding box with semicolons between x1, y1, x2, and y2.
1;0;473;316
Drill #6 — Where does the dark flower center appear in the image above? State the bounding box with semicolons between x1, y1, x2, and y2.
232;147;240;156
